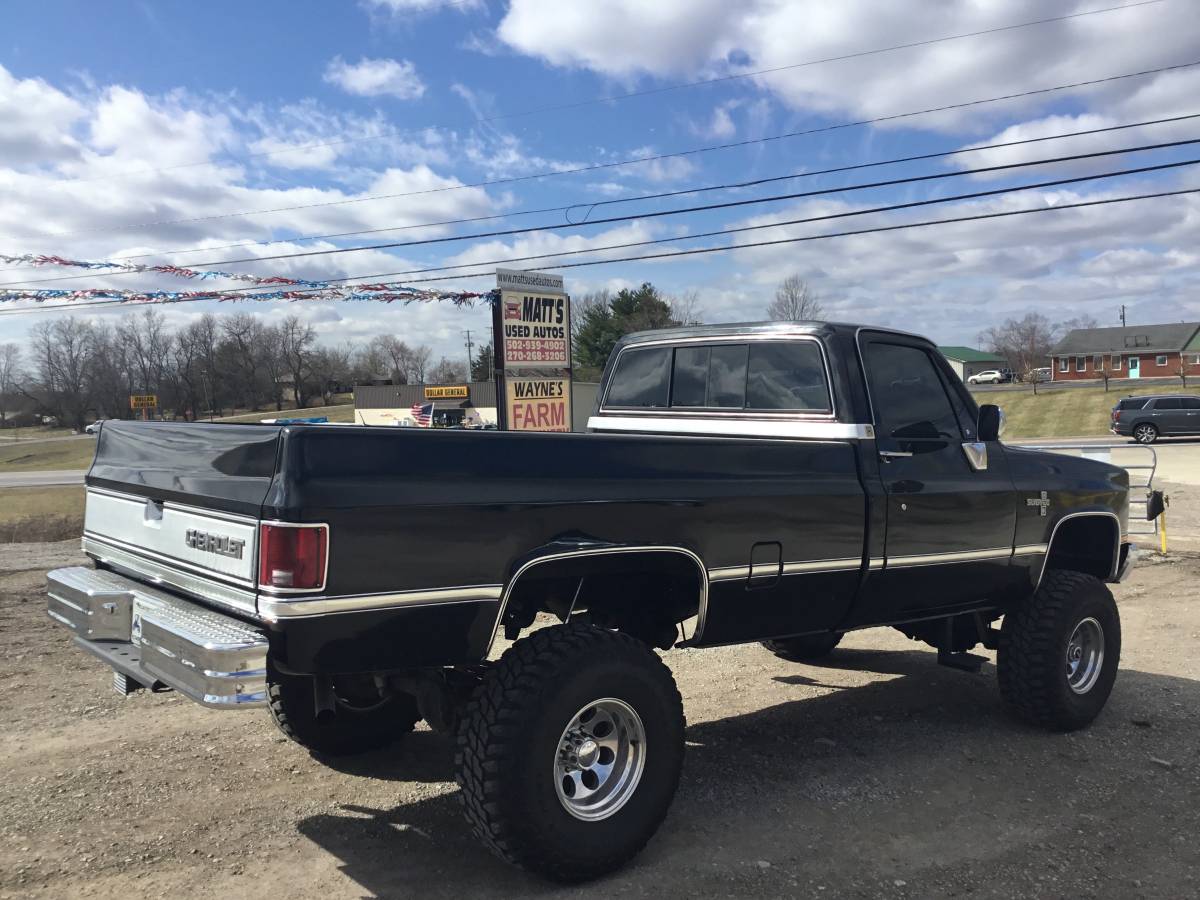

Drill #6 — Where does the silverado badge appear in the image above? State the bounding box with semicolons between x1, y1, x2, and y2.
1026;491;1051;517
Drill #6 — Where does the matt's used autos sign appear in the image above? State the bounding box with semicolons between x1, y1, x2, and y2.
500;291;570;367
505;377;571;432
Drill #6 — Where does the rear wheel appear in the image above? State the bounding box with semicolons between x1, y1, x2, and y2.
267;665;421;757
762;632;842;661
455;623;684;882
997;569;1121;731
1133;423;1158;444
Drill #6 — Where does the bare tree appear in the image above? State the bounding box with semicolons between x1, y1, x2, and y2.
767;275;823;321
366;335;413;384
221;314;270;411
1177;353;1190;389
428;357;467;384
279;314;316;408
668;289;703;326
407;344;432;383
27;318;97;430
979;313;1059;379
309;344;352;405
0;343;22;426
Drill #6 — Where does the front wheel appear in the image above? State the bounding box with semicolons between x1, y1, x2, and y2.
997;569;1121;731
455;623;685;882
1133;423;1158;444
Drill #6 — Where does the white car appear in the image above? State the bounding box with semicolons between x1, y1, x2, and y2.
968;370;1005;385
84;419;106;435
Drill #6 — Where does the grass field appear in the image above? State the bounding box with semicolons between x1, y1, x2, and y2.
0;485;84;542
970;382;1186;439
0;439;96;472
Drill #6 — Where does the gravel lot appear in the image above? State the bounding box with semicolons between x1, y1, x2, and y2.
3;541;1199;899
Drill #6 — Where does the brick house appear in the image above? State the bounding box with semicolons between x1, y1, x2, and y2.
1049;322;1200;382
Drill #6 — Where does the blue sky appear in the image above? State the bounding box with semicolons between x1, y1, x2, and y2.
1;0;1199;365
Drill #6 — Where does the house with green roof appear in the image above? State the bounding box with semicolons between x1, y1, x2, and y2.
937;346;1007;381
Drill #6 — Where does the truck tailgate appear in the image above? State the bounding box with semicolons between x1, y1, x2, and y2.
83;421;282;609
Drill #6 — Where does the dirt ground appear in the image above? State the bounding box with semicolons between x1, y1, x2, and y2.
3;542;1199;900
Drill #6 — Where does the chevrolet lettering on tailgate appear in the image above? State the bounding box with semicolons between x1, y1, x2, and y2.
184;528;245;559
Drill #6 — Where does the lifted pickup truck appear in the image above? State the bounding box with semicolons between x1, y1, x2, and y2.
47;321;1158;882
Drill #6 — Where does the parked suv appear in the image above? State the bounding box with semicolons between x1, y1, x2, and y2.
967;369;1011;384
1111;394;1200;443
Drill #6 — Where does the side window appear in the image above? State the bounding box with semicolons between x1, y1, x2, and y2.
864;342;962;441
606;347;671;408
746;342;831;412
1183;398;1200;409
1153;398;1182;410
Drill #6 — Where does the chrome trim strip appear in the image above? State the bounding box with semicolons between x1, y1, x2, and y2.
780;557;863;575
1013;543;1049;556
886;547;1012;569
1037;511;1122;589
709;557;864;582
488;546;710;653
708;565;750;582
600;333;837;420
256;520;332;595
868;557;885;571
588;416;874;440
83;536;258;615
86;486;258;526
259;585;503;620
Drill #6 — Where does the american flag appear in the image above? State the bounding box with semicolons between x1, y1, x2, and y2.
410;402;433;426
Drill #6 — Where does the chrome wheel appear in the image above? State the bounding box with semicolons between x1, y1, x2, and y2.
554;698;646;821
1133;424;1157;444
1066;617;1105;694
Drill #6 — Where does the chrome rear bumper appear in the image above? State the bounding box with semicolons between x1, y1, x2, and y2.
47;566;268;708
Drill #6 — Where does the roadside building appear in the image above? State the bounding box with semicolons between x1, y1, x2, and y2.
938;346;1007;381
354;381;600;430
1049;322;1200;381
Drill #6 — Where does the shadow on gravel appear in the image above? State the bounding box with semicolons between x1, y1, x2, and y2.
296;653;1200;898
315;729;455;784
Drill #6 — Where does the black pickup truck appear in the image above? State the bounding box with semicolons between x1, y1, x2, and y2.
46;321;1158;882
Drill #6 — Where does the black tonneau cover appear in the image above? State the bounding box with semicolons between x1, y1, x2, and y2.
89;421;282;517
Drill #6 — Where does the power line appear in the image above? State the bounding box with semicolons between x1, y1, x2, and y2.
35;0;1168;189
8;136;1198;287
261;157;1200;284
25;111;1196;267
23;58;1200;240
4;185;1193;317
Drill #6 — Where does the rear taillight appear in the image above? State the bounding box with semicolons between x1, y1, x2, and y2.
258;524;327;591
1113;410;1122;422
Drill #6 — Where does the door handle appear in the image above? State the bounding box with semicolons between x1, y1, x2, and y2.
878;450;913;460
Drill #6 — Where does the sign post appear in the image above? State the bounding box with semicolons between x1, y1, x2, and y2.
493;269;572;432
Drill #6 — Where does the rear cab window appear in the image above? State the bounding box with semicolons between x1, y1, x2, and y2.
603;340;832;414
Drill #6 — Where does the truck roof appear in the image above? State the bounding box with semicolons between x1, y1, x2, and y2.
616;320;930;349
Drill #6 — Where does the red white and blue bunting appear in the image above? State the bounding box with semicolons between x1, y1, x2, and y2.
0;252;493;307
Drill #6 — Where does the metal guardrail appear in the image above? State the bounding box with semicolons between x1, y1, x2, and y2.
1014;443;1159;538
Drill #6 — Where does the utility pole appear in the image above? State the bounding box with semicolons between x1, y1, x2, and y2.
1119;305;1127;327
462;329;475;380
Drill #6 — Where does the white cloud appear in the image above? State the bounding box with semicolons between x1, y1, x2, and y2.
690;101;739;140
496;0;1200;132
362;0;483;13
323;56;426;100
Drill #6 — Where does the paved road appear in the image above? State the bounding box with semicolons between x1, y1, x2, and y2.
0;433;92;445
0;469;86;487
